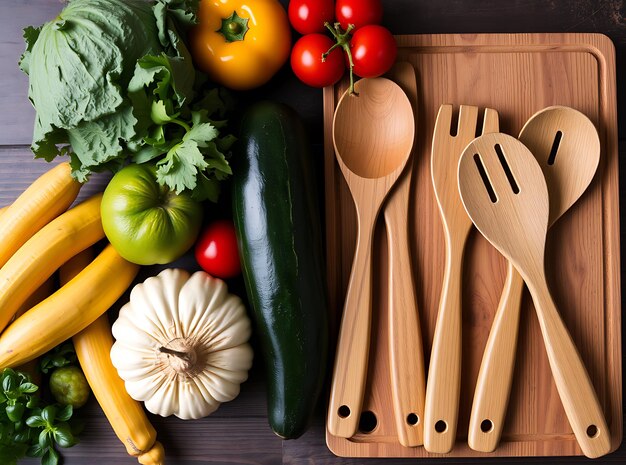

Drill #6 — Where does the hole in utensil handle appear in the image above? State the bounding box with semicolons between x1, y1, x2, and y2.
337;405;351;418
407;413;419;426
587;424;599;438
480;419;494;433
434;420;448;433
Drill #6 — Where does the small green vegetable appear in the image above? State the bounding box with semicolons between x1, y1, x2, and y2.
49;367;90;409
0;368;78;465
21;0;234;202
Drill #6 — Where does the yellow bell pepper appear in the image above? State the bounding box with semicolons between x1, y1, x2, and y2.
190;0;292;90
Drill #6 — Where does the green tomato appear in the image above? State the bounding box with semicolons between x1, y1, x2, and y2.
101;164;203;265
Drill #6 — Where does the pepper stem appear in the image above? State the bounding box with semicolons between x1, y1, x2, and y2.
323;22;358;95
217;11;249;43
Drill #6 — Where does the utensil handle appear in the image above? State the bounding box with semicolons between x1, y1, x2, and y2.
328;210;376;438
424;235;464;453
468;261;524;452
385;192;426;447
527;277;611;458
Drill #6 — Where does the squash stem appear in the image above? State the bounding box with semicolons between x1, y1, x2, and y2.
159;346;191;363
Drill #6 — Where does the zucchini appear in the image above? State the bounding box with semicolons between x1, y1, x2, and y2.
232;101;328;439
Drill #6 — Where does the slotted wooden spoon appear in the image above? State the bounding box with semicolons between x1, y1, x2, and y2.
458;133;610;459
328;77;415;438
424;105;499;453
468;107;601;452
384;62;425;447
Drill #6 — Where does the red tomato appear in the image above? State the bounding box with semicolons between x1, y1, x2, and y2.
288;0;334;35
350;25;397;78
291;34;346;88
194;220;241;279
336;0;383;30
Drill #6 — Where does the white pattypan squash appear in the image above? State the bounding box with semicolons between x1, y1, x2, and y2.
110;268;253;420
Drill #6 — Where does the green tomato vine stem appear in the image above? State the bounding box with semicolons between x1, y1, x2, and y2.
322;22;358;95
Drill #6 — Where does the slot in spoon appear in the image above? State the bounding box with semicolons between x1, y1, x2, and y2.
468;106;601;452
459;133;610;459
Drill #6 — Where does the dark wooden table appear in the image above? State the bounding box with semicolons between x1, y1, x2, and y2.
1;1;625;464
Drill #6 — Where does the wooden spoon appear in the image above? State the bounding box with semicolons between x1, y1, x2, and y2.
468;107;601;452
384;62;425;447
328;77;415;438
424;105;499;453
458;133;610;459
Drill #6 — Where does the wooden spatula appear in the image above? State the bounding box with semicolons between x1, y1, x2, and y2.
468;106;601;452
458;133;610;459
424;105;498;453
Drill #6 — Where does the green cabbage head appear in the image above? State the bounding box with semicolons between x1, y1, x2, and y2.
19;0;173;178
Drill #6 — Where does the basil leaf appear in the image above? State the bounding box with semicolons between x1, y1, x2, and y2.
55;405;72;423
26;443;45;458
26;415;46;428
42;447;59;465
2;374;16;393
18;383;38;394
41;405;56;424
53;424;75;448
13;429;30;443
38;430;51;449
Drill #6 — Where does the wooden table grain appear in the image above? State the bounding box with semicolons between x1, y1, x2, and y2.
1;1;624;464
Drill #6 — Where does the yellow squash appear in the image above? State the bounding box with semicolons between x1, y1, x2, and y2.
12;277;55;385
0;193;104;332
65;250;164;465
0;162;81;268
0;244;139;367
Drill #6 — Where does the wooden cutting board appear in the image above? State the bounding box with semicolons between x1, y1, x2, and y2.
323;33;621;458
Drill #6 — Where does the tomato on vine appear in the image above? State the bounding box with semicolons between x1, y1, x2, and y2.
335;0;383;30
288;0;396;93
288;0;334;35
291;34;346;88
350;25;397;78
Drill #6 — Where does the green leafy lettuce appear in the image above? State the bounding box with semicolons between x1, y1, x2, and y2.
20;0;232;201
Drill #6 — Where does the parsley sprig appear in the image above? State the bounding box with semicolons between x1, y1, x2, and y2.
0;368;77;465
128;55;235;202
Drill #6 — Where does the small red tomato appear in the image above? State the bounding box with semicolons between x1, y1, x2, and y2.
350;25;397;78
336;0;383;30
194;220;241;279
291;34;346;88
288;0;334;35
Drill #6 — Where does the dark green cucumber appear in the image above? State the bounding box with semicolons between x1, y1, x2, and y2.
232;101;328;439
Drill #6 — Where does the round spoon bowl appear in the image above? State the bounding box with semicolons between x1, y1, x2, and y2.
333;78;415;179
327;77;415;439
519;105;601;225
